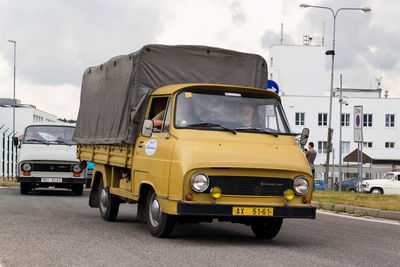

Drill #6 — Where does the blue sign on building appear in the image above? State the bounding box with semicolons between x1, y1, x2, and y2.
267;80;279;94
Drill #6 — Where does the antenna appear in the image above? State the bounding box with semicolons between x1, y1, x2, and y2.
280;23;283;44
322;21;325;46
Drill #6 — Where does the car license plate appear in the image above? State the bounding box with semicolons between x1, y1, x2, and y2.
232;207;274;216
41;178;62;183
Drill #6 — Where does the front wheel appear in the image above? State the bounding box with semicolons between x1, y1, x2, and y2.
20;182;30;195
145;189;175;238
98;179;120;221
250;218;283;239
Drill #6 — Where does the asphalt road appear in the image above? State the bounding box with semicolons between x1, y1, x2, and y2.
0;186;399;267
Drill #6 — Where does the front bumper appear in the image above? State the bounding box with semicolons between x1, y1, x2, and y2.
18;177;86;184
177;202;316;219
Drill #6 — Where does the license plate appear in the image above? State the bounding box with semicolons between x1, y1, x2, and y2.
232;207;274;216
41;178;63;183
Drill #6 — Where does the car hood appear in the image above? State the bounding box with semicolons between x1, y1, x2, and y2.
363;179;392;185
18;144;78;163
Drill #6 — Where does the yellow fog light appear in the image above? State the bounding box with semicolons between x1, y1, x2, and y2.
284;189;295;201
210;187;222;199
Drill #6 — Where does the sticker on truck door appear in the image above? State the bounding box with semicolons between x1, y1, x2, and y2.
145;139;157;156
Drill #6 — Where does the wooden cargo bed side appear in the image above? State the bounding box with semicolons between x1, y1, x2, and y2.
77;144;133;168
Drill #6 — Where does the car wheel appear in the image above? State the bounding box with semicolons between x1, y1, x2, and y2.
349;188;356;193
250;218;283;239
98;179;119;221
145;189;175;238
371;188;383;194
72;184;84;195
20;182;30;195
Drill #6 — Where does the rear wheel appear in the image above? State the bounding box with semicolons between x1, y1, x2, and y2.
250;218;283;239
145;189;175;237
72;184;84;195
371;188;383;194
98;179;120;221
20;182;30;195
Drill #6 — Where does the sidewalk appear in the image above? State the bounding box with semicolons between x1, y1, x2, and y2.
312;201;400;221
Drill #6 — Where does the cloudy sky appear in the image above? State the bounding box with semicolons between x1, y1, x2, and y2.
1;0;399;119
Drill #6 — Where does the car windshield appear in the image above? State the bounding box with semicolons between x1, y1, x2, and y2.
383;173;394;179
174;90;291;134
23;126;76;145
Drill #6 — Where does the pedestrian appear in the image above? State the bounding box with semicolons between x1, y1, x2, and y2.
305;142;317;178
391;164;398;172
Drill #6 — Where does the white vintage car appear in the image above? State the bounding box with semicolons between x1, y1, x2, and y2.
16;123;85;195
361;172;400;195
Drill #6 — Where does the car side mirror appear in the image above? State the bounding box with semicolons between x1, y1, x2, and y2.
299;128;309;146
142;119;153;138
13;136;19;147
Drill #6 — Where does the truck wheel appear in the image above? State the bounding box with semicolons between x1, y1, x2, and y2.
98;179;119;221
145;189;175;238
72;184;84;195
250;218;283;239
20;182;30;195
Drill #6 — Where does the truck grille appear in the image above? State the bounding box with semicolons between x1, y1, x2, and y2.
32;163;72;172
206;176;292;196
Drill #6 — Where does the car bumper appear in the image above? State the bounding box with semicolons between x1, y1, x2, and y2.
18;177;86;184
177;202;316;219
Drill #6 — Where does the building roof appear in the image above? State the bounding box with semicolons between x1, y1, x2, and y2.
344;148;400;165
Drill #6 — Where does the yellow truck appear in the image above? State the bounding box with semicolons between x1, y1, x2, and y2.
74;45;315;239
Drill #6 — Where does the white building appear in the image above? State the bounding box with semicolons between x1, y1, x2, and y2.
270;44;400;179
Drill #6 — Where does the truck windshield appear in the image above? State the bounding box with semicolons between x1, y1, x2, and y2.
23;126;76;145
174;90;291;135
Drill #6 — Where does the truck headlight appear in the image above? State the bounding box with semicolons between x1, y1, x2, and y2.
293;176;309;195
72;164;83;173
21;163;32;172
190;172;209;192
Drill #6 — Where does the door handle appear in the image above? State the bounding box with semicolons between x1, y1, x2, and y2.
138;141;144;148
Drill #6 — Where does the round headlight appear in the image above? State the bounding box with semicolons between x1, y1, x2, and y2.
190;173;209;192
293;176;309;195
21;163;32;172
72;164;83;173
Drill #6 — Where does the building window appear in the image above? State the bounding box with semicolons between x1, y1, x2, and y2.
385;114;395;127
318;113;327;126
363;142;373;148
385;142;395;148
363;114;373;127
341;113;350;127
318;141;328;154
341;141;350;154
295;112;305;126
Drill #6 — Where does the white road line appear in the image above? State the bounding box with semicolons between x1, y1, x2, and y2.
317;210;400;226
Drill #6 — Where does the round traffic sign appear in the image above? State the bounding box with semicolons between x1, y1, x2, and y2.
355;114;361;127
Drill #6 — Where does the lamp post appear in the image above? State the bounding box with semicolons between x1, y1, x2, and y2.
7;40;16;137
299;4;371;190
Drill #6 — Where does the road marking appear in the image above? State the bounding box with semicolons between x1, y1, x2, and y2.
317;210;400;226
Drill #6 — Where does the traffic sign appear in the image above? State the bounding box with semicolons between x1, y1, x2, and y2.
354;106;363;142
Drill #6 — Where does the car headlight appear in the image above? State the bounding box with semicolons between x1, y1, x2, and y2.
190;172;209;192
293;176;309;195
21;163;32;172
72;164;83;173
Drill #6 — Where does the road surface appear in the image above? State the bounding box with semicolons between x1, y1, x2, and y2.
0;186;399;267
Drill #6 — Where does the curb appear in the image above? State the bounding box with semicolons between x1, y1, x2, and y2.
312;201;400;222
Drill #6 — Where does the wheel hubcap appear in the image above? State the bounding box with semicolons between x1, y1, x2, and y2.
100;188;108;213
149;195;161;227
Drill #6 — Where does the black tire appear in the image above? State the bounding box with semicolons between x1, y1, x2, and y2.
20;182;30;195
371;188;383;194
250;218;283;239
72;184;84;195
145;189;175;238
98;179;120;221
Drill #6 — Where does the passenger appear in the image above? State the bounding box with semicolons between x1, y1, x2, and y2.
235;103;259;128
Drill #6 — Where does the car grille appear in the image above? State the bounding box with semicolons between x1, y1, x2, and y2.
32;163;72;172
205;176;292;196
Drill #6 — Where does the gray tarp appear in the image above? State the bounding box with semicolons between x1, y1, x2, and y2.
73;44;268;144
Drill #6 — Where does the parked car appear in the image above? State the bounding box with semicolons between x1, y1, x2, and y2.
340;178;366;192
361;172;400;195
314;179;326;190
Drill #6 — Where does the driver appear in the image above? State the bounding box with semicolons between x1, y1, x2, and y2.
236;103;256;127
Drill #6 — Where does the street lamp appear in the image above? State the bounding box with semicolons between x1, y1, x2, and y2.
8;39;16;178
299;4;371;190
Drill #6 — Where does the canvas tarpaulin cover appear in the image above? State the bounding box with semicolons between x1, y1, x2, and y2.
73;44;268;144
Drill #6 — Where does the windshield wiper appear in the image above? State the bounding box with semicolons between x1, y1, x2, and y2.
25;138;48;144
186;123;237;135
234;127;278;137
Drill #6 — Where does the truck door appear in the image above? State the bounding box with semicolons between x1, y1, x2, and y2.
133;96;176;198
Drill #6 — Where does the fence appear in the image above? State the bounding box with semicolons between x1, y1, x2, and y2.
0;124;19;181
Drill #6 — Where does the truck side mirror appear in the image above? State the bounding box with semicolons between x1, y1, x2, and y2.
299;128;309;146
142;119;153;138
13;136;19;147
